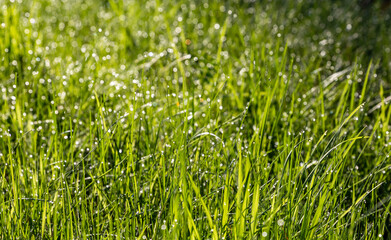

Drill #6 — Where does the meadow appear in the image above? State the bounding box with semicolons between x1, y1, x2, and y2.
1;0;391;239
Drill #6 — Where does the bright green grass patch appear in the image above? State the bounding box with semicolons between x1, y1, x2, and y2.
1;0;391;239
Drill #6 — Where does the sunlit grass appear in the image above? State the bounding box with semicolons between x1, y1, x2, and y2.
1;0;391;239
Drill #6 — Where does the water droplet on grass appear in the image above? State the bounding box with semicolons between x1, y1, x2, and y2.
277;219;284;226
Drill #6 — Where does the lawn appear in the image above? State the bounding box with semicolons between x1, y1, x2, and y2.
1;0;391;239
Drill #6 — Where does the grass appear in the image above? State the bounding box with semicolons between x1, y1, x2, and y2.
1;0;391;239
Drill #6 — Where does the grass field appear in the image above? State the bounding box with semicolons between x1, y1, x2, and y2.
1;0;391;239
